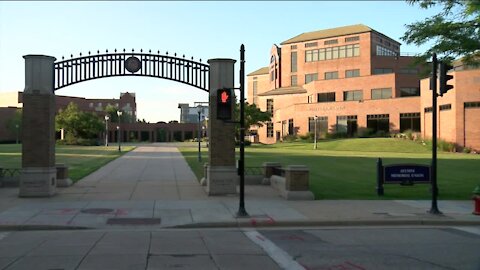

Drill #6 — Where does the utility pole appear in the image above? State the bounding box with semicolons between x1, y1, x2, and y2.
237;44;248;217
429;53;441;215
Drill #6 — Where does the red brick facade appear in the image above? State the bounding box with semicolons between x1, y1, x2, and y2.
247;24;480;150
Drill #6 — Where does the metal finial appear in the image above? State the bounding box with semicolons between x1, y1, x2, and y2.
174;53;177;56
166;51;168;55
70;54;73;58
149;49;151;53
157;50;160;54
97;50;99;54
199;59;202;62
140;49;143;53
62;56;64;60
79;52;82;56
88;51;90;55
114;49;117;52
106;49;108;53
132;48;134;52
182;54;185;58
123;48;125;52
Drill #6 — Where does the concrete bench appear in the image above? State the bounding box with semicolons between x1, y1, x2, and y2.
263;163;314;200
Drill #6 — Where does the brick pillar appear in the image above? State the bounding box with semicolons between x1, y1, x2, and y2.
20;55;57;197
206;58;237;195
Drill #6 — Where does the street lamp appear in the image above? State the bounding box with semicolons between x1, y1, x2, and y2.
117;110;123;152
15;124;19;144
197;105;203;162
314;115;318;150
104;115;110;147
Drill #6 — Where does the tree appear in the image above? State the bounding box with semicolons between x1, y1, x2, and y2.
56;102;103;144
104;104;133;123
234;102;272;137
401;0;480;65
6;109;22;136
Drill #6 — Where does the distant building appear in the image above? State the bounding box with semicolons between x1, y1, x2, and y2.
0;92;200;143
247;24;480;150
178;102;208;123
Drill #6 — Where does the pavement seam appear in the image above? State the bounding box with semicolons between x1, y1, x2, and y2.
73;231;107;270
128;148;149;201
198;230;222;270
144;231;153;270
1;233;49;270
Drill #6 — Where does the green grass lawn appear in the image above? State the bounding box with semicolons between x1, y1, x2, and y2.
179;138;480;200
0;144;135;182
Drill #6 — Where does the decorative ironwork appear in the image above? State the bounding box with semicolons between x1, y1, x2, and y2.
54;50;210;91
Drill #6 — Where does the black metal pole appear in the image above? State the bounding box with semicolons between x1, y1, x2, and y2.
237;44;248;217
377;158;384;196
198;111;202;162
118;113;121;152
429;53;442;214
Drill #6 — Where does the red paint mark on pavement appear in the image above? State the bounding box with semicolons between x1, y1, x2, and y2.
114;209;128;216
250;219;257;226
59;208;77;214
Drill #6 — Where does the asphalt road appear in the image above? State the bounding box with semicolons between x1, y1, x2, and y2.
0;226;479;270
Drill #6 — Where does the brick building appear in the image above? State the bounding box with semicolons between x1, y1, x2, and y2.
0;92;199;143
247;24;480;150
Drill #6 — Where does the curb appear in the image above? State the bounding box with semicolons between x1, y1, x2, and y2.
0;225;91;231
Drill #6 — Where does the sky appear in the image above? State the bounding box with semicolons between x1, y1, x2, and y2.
0;1;441;122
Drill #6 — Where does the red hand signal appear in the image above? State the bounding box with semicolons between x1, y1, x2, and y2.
221;91;229;103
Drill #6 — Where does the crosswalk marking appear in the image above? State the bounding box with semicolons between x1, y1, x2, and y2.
244;229;306;270
0;232;10;241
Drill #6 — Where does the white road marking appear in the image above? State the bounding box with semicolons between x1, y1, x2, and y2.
454;226;480;236
0;232;10;241
244;229;306;270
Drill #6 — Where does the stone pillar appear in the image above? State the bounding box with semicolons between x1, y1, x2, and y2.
206;59;236;195
20;55;57;197
262;162;282;185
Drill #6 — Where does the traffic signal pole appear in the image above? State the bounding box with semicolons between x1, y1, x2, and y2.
237;44;248;217
429;53;442;215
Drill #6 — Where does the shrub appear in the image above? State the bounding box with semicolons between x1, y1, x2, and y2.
299;132;314;142
283;134;298;142
463;147;472;154
325;132;348;139
357;128;374;138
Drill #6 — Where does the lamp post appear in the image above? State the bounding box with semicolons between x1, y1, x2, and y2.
197;105;203;162
204;117;209;148
15;124;19;144
314;115;318;150
117;110;123;152
104;115;110;147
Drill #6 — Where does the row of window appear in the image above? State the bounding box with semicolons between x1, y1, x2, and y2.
293;69;361;86
376;45;397;56
299;36;360;50
305;44;360;62
424;104;452;112
266;113;421;138
310;87;419;103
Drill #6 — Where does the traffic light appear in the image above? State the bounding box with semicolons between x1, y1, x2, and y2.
216;88;233;120
439;62;454;96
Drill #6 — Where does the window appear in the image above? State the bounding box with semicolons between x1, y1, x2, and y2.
376;45;397;56
324;39;338;45
305;42;318;48
291;52;297;72
399;68;418;74
266;99;274;114
371;88;392;99
400;87;420;97
345;36;359;42
288;119;294;135
400;113;420;132
305;73;318;84
317;92;336;103
345;69;360;78
465;102;480;108
305;44;360;63
373;68;393;75
336;115;357;137
290;45;297;50
291;75;298;86
324;71;338;80
266;122;273;138
252;81;258;99
89;103;93;108
367;114;390;134
424;107;433;113
308;116;328;137
344;90;363;101
270;71;274;81
439;104;451;111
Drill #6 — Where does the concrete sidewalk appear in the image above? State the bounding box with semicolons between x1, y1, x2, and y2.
0;143;478;229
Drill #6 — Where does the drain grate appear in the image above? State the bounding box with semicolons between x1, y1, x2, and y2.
80;208;114;214
107;218;161;225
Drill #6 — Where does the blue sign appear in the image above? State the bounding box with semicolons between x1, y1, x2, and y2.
384;164;431;185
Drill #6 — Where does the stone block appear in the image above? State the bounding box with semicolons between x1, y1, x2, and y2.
19;167;56;197
262;162;282;185
56;163;72;187
206;165;236;195
284;165;309;191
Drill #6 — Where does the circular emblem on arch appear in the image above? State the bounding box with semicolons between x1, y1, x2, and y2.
125;56;141;73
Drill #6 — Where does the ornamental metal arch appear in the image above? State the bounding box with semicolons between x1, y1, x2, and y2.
54;50;209;91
